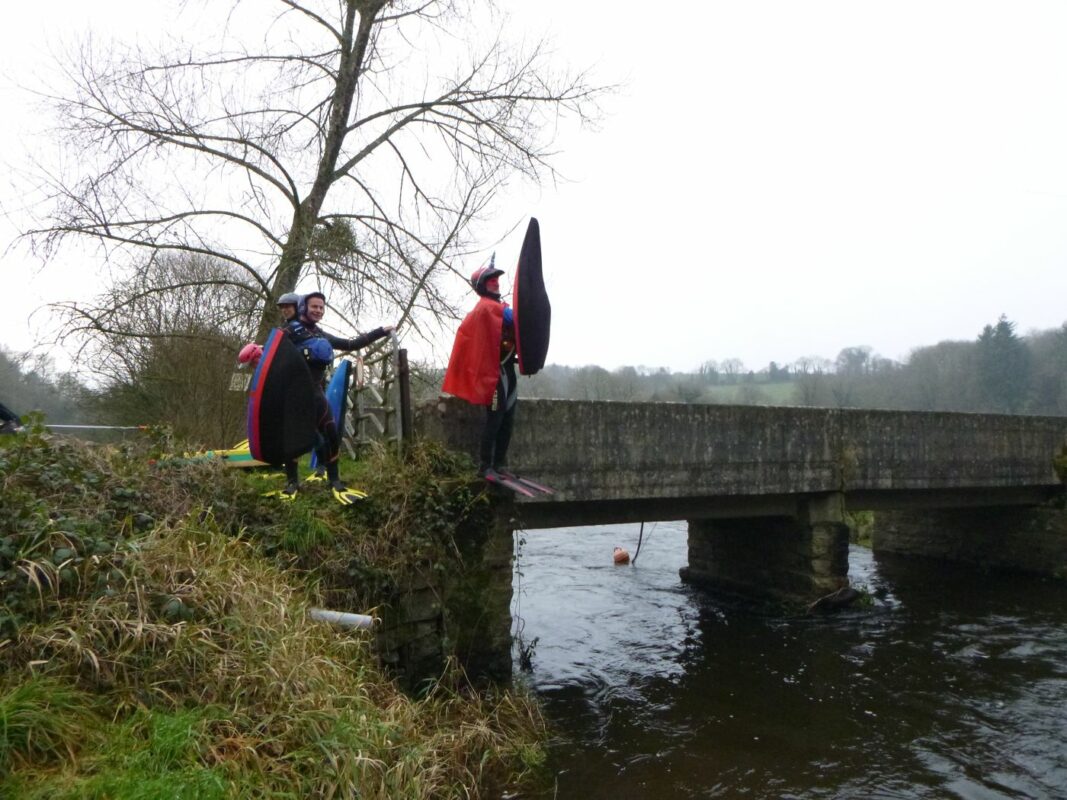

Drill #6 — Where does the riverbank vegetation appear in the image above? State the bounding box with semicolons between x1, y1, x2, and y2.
0;422;545;798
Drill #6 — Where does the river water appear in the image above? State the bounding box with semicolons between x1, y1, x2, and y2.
512;522;1067;799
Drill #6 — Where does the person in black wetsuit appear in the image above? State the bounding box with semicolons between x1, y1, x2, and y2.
0;401;22;434
475;269;518;479
275;291;394;504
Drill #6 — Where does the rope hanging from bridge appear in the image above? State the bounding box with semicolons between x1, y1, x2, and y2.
631;521;646;564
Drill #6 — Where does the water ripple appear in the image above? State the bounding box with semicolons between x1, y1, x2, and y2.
516;522;1067;799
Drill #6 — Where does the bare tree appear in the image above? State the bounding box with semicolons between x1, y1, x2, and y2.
720;358;745;383
612;365;640;401
574;365;614;401
792;355;832;406
900;340;979;412
835;345;873;377
697;359;720;384
26;1;603;346
66;253;254;441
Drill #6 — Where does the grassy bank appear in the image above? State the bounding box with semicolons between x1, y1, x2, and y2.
0;421;545;798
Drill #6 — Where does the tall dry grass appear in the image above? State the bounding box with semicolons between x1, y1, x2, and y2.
3;521;544;797
1;425;547;798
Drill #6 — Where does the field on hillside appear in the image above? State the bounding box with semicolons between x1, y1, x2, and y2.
699;381;797;405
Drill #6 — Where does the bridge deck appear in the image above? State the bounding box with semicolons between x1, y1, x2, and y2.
418;398;1067;528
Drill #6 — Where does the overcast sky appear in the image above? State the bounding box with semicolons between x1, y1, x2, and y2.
3;1;1067;375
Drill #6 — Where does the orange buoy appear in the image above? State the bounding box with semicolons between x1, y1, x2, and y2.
613;547;630;565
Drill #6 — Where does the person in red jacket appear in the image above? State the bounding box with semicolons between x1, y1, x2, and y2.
443;258;517;479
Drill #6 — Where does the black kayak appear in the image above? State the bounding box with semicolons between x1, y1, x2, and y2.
512;217;551;376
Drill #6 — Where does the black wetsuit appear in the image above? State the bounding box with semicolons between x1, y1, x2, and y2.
479;314;517;474
285;320;388;389
0;402;21;435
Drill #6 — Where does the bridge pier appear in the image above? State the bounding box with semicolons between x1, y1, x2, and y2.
680;493;851;604
450;503;517;683
871;504;1067;577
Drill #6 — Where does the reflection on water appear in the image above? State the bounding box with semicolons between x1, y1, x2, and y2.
513;522;1067;799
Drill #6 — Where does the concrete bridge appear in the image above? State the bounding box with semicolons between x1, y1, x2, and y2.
415;398;1067;678
420;398;1067;594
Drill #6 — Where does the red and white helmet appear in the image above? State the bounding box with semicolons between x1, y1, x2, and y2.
470;254;504;294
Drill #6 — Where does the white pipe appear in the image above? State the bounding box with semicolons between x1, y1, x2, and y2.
47;424;145;430
309;607;377;629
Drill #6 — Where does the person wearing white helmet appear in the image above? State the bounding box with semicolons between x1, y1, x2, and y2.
276;292;300;322
236;292;299;366
442;255;518;481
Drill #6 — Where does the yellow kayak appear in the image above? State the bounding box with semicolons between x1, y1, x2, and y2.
172;440;268;469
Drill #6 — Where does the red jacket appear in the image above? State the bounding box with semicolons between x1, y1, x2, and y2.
442;297;505;405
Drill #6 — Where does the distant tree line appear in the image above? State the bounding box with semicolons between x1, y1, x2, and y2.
516;315;1067;416
0;349;91;425
6;313;1064;446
